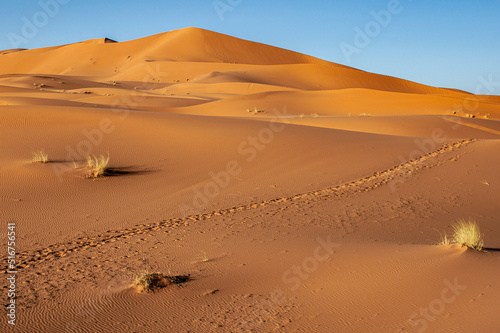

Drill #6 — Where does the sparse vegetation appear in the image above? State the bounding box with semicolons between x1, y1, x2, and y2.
86;154;110;178
439;234;450;246
32;150;49;163
194;251;210;263
247;107;264;114
440;218;484;250
452;218;484;250
133;272;190;293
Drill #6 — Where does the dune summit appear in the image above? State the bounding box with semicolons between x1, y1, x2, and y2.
1;27;499;332
0;27;499;119
1;27;499;124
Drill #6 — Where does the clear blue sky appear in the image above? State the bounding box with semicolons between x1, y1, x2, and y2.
1;0;499;94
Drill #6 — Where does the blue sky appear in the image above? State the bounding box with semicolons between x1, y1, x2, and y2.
1;0;499;94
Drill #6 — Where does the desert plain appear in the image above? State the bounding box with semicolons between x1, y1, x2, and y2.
1;27;500;332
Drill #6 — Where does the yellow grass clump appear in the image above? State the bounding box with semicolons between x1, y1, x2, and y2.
86;154;110;178
32;150;49;163
134;272;170;293
133;272;190;293
439;234;450;246
452;218;484;250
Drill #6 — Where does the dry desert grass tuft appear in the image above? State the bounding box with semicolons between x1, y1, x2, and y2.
440;218;484;251
133;272;190;293
452;218;484;250
86;154;110;178
439;234;451;246
192;251;210;263
32;150;49;163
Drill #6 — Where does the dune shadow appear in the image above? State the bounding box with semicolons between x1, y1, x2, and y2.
483;247;500;252
40;159;67;164
104;166;155;177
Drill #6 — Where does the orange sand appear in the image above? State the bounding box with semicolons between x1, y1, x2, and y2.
1;28;499;332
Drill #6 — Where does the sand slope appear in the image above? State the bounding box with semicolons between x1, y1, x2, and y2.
1;27;499;332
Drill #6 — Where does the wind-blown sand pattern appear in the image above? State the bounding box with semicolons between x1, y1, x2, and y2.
1;27;499;332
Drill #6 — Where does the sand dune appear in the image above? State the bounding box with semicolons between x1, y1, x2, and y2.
1;27;498;124
1;27;499;332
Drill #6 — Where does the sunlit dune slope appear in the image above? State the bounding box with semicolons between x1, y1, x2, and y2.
0;27;491;95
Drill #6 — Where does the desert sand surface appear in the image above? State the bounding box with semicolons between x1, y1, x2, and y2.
1;27;499;332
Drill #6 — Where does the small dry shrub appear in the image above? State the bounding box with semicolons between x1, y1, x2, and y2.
134;272;190;293
86;154;109;178
32;150;49;163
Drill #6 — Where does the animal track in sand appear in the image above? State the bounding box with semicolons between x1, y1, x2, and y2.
1;139;477;278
